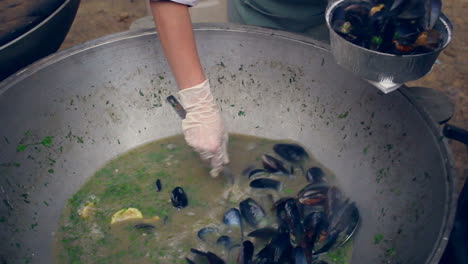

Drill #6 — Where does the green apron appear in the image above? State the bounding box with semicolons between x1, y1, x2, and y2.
227;0;330;42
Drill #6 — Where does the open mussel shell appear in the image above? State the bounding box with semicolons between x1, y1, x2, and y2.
240;198;266;228
314;201;360;255
223;208;242;227
262;154;290;175
198;226;220;242
298;184;329;206
216;235;233;248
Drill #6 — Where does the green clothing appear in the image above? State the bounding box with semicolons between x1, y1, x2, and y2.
227;0;330;42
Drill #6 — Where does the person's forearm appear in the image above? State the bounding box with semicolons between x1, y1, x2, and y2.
150;1;205;90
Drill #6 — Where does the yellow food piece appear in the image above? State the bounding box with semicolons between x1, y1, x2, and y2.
370;4;385;16
111;208;143;224
80;202;96;219
150;216;160;222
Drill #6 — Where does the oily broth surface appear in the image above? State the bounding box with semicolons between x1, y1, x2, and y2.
54;134;351;264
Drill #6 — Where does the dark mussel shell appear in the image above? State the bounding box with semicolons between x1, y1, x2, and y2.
223;208;242;227
190;248;226;264
303;211;327;252
155;179;162;192
198;227;219;242
306;167;325;183
250;178;281;191
248;169;267;179
171;187;188;208
238;240;254;264
134;223;156;230
262;154;290;175
298;184;328;206
247;227;278;241
327;186;344;219
415;29;442;51
240;198;266;228
185;257;196;264
216;235;232;248
254;232;292;264
283;199;304;246
274;197;293;224
273;143;309;163
293;247;307;264
315;201;360;255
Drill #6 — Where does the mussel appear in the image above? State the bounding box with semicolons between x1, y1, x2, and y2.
171;187;188;208
249;178;281;191
273;143;309;163
216;235;233;248
297;184;328;206
262;154;290;175
248;169;268;179
240;198;266;228
303;211;327;253
134;223;156;230
238;240;254;264
282;199;304;246
331;0;443;54
254;233;292;264
306;167;325;183
314;201;360;255
223;208;242;227
185;257;196;264
155;179;162;192
247;227;278;241
190;248;225;264
198;227;219;242
293;247;307;264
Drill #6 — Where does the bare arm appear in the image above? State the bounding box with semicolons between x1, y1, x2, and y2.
150;1;205;90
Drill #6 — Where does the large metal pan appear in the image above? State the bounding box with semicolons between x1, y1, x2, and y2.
0;24;457;264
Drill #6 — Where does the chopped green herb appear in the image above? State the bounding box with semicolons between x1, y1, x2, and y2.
238;111;246;116
338;111;349;119
374;233;384;244
41;136;53;147
48;169;55;174
363;146;369;154
371;36;383;45
17;144;28;152
77;137;84;144
159;76;165;80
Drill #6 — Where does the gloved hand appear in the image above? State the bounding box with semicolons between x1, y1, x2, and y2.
178;80;229;177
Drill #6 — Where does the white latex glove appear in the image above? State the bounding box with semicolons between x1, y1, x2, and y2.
178;80;229;177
